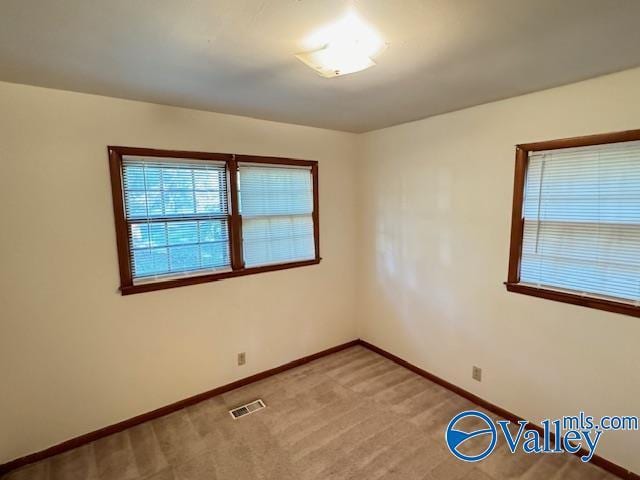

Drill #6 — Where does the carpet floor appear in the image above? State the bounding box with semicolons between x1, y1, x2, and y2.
3;345;617;480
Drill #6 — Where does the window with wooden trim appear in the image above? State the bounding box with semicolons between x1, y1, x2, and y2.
506;129;640;318
108;147;320;295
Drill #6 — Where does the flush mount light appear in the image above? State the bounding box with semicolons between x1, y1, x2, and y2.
296;44;375;78
296;9;385;78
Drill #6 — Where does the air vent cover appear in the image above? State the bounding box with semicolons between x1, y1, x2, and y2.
229;399;266;419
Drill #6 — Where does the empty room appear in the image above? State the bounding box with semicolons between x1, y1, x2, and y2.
2;1;640;479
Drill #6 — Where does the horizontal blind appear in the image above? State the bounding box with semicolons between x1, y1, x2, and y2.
238;163;315;267
122;156;230;282
521;140;640;303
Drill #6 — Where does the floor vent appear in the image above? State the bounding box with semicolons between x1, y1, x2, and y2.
229;399;266;419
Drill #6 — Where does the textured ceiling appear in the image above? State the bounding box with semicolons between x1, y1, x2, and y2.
2;0;640;132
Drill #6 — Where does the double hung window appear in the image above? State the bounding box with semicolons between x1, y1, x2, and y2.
506;130;640;318
109;147;319;294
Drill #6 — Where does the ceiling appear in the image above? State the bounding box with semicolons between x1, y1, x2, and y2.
2;0;640;133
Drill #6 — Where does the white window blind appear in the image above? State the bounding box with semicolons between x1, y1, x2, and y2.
238;163;315;267
521;140;640;304
122;156;230;282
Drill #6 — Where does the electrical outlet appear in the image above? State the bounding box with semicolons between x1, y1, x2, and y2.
237;352;246;366
472;366;482;382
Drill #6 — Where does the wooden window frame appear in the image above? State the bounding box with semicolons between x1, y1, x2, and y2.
108;146;321;295
505;128;640;318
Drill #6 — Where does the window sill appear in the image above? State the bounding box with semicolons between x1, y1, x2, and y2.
504;282;640;319
121;258;321;295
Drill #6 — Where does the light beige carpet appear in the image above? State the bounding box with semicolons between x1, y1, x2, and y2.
3;346;617;480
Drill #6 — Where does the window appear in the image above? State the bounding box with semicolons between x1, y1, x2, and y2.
122;157;231;280
239;164;316;267
109;147;320;294
506;129;640;318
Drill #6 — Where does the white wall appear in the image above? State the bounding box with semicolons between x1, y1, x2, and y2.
3;67;640;472
357;67;640;473
0;81;359;463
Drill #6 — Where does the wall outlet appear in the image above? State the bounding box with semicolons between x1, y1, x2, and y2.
237;352;246;366
472;366;482;382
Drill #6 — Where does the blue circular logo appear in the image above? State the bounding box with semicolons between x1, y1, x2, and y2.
445;410;497;462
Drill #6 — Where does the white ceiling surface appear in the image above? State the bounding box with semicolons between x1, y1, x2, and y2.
2;0;640;133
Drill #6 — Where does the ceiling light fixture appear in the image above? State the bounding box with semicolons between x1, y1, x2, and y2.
296;9;385;78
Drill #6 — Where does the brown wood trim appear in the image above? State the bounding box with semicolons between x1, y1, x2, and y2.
506;147;527;284
108;145;232;162
107;146;321;294
121;258;321;295
108;148;133;288
311;163;320;259
235;154;318;167
227;156;244;270
517;128;640;152
505;283;640;318
0;340;359;476
358;340;640;480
